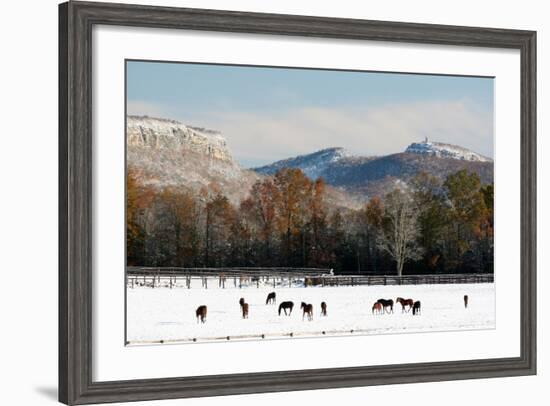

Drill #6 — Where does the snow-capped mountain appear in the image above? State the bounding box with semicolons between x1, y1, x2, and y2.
252;139;493;198
127;115;493;203
127;116;364;209
127;115;233;163
126;116;259;204
405;138;492;162
254;147;351;179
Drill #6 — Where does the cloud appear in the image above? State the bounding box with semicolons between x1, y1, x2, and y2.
127;99;493;168
195;100;493;167
127;100;171;118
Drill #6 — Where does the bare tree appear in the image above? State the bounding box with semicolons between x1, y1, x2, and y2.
378;187;423;276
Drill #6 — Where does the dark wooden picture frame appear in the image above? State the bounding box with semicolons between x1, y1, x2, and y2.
59;1;536;404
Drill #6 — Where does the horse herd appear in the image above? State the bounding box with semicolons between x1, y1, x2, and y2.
195;291;323;323
372;297;421;315
195;293;470;324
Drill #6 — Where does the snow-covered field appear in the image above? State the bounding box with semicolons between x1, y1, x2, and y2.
126;281;495;345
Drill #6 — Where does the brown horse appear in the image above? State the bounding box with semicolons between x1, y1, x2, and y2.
278;301;294;316
320;301;327;316
239;297;245;308
396;297;414;313
241;302;249;319
266;292;276;305
301;302;313;321
412;301;421;315
196;305;207;323
372;302;383;315
464;295;469;309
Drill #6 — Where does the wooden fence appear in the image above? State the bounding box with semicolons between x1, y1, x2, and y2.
307;273;493;287
126;267;493;289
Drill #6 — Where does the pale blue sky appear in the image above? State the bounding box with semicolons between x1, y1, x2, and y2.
127;60;494;167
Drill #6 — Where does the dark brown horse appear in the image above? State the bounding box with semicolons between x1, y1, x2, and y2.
464;295;469;309
396;297;414;313
320;301;327;316
301;302;313;321
278;301;294;316
412;301;421;315
266;292;276;305
241;302;249;319
372;302;383;315
377;299;394;314
196;305;207;323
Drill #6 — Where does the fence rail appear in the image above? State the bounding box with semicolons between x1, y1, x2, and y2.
127;266;332;277
126;267;493;289
308;273;494;286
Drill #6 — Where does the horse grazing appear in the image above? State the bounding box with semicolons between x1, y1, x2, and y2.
301;302;313;321
196;305;207;323
266;292;276;305
396;297;414;313
241;302;249;319
320;301;327;316
377;299;394;314
278;301;294;316
412;301;421;315
464;295;469;309
372;302;383;315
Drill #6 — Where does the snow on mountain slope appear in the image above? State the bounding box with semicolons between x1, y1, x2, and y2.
254;147;351;179
127;115;260;204
405;138;492;162
127;115;233;162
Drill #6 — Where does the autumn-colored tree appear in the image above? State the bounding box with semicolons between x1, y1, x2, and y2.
126;168;155;266
204;193;235;267
307;178;329;267
156;187;201;267
410;172;446;270
126;164;493;275
441;170;487;271
244;178;281;262
355;196;385;273
273;168;312;265
475;183;494;272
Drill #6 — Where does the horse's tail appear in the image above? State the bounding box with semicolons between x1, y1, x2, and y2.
278;304;282;316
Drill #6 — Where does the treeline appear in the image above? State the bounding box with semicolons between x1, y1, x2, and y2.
127;167;493;275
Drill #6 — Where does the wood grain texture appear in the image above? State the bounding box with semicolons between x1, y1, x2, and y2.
58;1;537;404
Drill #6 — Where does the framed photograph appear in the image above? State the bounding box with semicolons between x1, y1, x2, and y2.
59;1;536;404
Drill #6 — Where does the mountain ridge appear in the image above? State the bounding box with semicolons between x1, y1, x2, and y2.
127;115;493;204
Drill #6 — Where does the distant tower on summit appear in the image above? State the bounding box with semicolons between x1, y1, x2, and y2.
424;136;429;143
